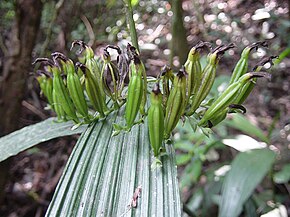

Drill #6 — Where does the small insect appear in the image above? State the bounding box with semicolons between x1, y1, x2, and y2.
131;185;142;208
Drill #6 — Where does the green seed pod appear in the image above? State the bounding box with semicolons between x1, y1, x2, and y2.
229;41;268;85
86;58;102;82
125;55;144;129
49;65;79;123
126;43;147;115
148;83;164;157
52;86;67;121
184;41;211;102
203;104;246;128
66;64;89;120
198;72;271;126
33;58;66;121
160;65;174;107
36;73;54;108
101;49;119;103
186;43;235;116
45;77;54;109
235;56;277;104
164;68;187;139
51;52;89;120
76;63;106;117
139;61;147;115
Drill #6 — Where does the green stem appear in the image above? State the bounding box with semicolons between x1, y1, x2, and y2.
125;0;139;52
274;47;290;65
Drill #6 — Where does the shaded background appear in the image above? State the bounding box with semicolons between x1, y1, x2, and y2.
0;0;289;216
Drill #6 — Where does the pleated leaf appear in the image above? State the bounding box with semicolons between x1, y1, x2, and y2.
218;148;276;217
0;118;87;162
45;112;182;217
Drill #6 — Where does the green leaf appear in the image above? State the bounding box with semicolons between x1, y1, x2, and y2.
46;112;181;216
131;0;139;7
218;149;276;217
174;141;194;152
0;118;87;162
180;159;202;190
176;153;191;165
224;114;269;143
273;163;290;184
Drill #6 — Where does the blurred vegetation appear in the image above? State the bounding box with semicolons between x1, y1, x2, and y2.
0;0;289;216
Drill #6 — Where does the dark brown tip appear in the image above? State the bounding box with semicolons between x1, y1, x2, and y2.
133;54;141;65
161;65;172;76
103;49;110;60
248;71;272;80
195;41;212;50
32;58;54;66
207;120;213;128
35;70;52;77
248;41;268;51
152;82;161;94
253;55;278;71
214;43;236;55
51;52;69;64
75;62;87;74
106;45;122;54
177;66;187;78
70;40;88;51
228;104;247;114
127;43;139;60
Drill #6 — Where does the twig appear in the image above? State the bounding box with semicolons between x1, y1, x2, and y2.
80;15;95;47
22;100;47;119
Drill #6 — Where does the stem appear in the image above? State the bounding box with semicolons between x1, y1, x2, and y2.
274;47;290;65
125;0;139;52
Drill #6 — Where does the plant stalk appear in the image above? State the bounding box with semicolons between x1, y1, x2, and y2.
125;0;139;52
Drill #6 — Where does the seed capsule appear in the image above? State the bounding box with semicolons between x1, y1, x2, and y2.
125;55;144;129
235;56;277;104
51;52;89;120
67;63;89;120
229;41;268;85
148;83;164;157
76;63;106;117
52;85;67;121
101;49;119;104
36;72;54;109
164;68;187;139
184;41;211;103
33;58;68;121
198;72;271;126
50;65;79;123
139;61;147;116
186;43;235;116
127;43;147;115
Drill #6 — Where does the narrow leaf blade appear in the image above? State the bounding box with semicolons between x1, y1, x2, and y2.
45;112;181;216
0;118;87;162
218;149;276;217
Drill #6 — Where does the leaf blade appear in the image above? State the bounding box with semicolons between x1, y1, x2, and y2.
218;149;276;217
45;112;182;216
0;118;87;162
